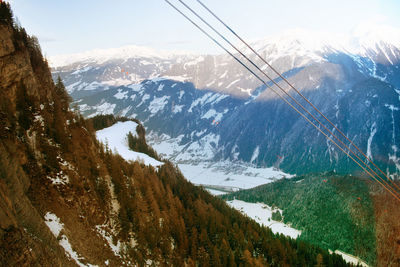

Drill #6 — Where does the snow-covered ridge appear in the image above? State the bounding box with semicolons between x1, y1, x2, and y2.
96;121;163;167
49;44;197;68
247;24;400;64
50;24;400;69
352;23;400;52
248;28;346;57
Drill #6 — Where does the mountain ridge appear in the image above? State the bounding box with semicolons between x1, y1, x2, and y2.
50;25;400;69
51;25;400;102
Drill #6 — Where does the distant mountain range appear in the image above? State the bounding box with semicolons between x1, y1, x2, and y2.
51;26;400;177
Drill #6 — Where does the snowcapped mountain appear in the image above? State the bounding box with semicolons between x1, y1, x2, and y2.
52;26;400;96
49;45;192;68
52;26;400;178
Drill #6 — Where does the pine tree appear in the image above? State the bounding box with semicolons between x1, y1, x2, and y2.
55;75;71;109
0;2;13;25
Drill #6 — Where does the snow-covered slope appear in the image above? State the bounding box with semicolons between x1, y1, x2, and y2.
178;161;292;194
226;199;369;266
49;45;192;68
96;121;163;166
226;199;301;239
51;25;400;98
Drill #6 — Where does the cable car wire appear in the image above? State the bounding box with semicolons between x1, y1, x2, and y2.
195;0;400;194
164;0;400;201
176;0;400;198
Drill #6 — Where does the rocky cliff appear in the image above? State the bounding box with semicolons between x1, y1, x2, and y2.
0;10;116;266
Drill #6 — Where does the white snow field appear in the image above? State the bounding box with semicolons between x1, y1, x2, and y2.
96;121;163;167
147;132;293;193
226;200;301;239
331;250;369;267
178;161;292;193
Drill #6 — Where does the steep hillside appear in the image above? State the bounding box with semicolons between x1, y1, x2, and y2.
222;174;376;264
0;3;349;266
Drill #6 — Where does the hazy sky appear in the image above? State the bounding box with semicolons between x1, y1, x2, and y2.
8;0;400;57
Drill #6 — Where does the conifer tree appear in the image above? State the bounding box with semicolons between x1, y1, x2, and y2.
55;75;71;109
0;2;13;25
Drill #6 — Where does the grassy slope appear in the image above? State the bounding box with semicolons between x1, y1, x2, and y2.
222;173;376;265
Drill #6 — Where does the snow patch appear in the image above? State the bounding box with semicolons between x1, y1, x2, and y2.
226;200;301;239
44;212;63;237
366;122;377;160
113;89;128;100
137;94;150;107
47;170;69;185
201;109;225;121
148;96;170;114
95;225;122;257
96;121;163;166
227;79;240;88
44;212;98;267
175;133;219;161
71;66;93;75
128;83;144;92
91;101;116;116
118;106;132;117
157;84;164;91
173;105;184;113
331;250;369;267
178;161;293;191
251;146;260;163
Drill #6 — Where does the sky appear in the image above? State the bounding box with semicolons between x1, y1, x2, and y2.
7;0;400;57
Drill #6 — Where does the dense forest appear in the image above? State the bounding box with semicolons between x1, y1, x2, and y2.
222;173;377;265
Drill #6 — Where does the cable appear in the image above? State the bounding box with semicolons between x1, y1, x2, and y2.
164;0;400;201
176;0;400;198
195;0;400;193
167;0;400;200
163;0;266;87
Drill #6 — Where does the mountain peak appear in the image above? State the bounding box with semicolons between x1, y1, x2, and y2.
49;45;195;68
351;23;400;47
247;25;400;65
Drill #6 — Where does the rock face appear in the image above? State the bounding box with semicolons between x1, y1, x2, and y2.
0;12;150;267
0;22;74;266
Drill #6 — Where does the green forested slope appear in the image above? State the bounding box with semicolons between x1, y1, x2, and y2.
223;173;376;265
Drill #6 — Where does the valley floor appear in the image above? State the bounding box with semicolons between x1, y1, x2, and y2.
147;132;293;193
